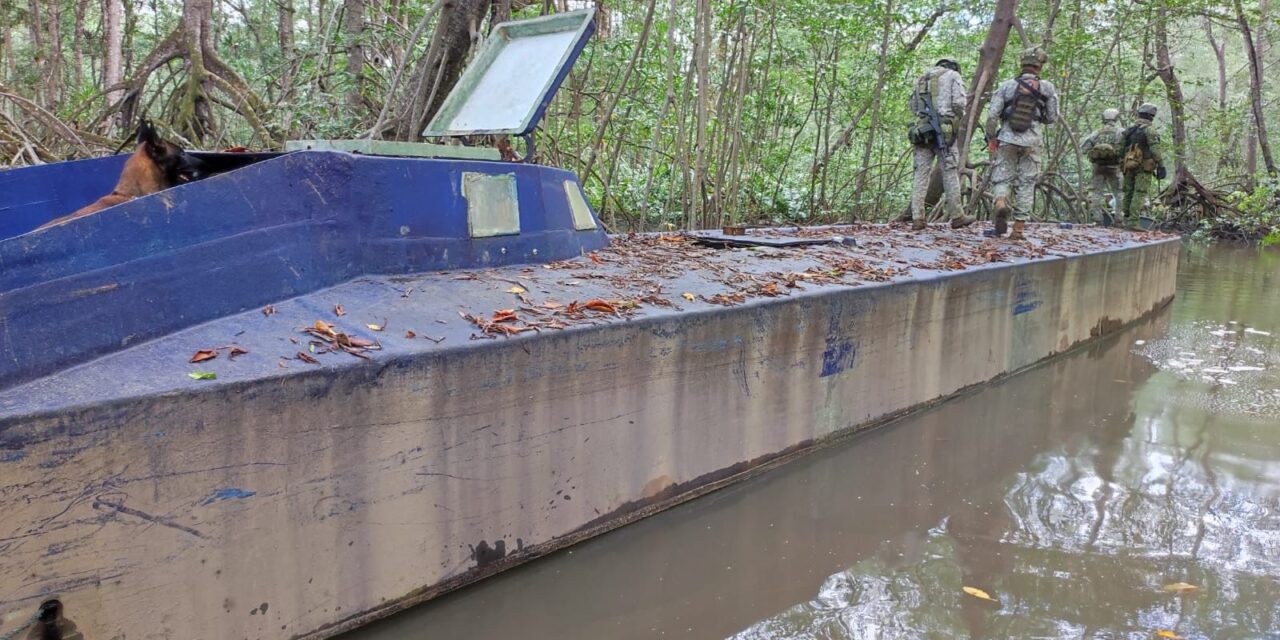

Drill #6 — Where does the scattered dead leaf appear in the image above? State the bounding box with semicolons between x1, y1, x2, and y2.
302;319;382;359
682;292;696;301
262;305;276;316
541;300;564;309
405;330;416;339
1155;631;1183;639
962;586;996;602
334;304;346;317
506;286;527;295
190;349;218;363
583;299;617;314
227;346;249;360
1162;582;1200;594
296;351;319;365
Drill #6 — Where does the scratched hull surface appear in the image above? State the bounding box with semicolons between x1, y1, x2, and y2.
0;228;1179;639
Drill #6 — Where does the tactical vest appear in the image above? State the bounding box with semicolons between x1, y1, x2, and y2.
1087;125;1123;166
1003;75;1045;133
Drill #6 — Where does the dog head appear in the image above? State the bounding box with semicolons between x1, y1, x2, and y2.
137;120;208;185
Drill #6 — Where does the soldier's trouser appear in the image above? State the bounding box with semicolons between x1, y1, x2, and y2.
1121;171;1153;219
1091;165;1122;220
911;143;963;221
991;142;1039;218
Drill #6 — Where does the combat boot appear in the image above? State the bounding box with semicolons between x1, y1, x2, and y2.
993;197;1011;236
911;218;928;231
950;214;975;229
1008;220;1026;241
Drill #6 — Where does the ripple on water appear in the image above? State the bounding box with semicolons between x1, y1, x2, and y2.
1137;319;1280;420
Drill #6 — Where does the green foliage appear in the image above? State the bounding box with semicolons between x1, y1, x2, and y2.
0;0;1277;238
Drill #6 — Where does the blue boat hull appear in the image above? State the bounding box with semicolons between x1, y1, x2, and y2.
0;151;608;389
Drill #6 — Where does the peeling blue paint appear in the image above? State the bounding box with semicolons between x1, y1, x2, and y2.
1013;301;1042;315
1013;278;1042;316
820;337;858;377
202;488;257;505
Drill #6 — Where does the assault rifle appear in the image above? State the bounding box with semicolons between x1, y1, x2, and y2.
920;87;948;153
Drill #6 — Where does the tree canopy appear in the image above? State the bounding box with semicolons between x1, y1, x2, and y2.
0;0;1276;239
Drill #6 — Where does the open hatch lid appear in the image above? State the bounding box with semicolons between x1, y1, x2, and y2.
422;8;596;138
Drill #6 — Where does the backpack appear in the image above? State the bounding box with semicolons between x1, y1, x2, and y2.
906;69;956;148
1121;124;1154;173
1003;76;1045;133
1087;127;1122;165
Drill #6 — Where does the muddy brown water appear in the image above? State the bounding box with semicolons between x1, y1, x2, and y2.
346;245;1280;640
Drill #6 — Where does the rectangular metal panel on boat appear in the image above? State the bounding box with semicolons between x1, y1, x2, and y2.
463;172;520;238
563;180;598;231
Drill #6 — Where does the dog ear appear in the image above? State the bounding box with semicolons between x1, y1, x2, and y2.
139;121;174;163
136;119;157;146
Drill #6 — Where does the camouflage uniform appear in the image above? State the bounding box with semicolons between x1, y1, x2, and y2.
1121;110;1165;219
1081;111;1123;222
908;63;968;224
985;52;1060;221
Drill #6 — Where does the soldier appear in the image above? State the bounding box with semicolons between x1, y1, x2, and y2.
985;47;1060;240
905;57;974;231
1081;108;1124;224
1120;103;1167;223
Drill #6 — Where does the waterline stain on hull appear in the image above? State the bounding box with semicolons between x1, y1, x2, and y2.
0;231;1179;640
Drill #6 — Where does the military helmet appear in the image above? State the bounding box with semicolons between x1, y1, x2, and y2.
936;57;960;72
1136;103;1158;119
1102;108;1120;122
1020;47;1047;68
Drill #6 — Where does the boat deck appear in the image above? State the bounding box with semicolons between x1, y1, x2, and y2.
0;224;1173;422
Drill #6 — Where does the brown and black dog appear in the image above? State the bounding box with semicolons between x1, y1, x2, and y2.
38;120;207;230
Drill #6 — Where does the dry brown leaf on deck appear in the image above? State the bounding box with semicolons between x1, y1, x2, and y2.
682;292;696;301
405;330;416;339
1162;582;1200;594
492;309;519;323
227;346;249;360
190;349;218;363
315;320;336;335
1155;631;1183;639
541;300;564;309
367;319;387;332
506;286;527;295
262;305;276;316
962;586;996;602
589;252;603;265
334;304;346;317
296;351;320;364
348;337;378;348
584;299;617;314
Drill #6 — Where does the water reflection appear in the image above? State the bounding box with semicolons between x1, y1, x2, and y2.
733;247;1280;640
348;246;1280;640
